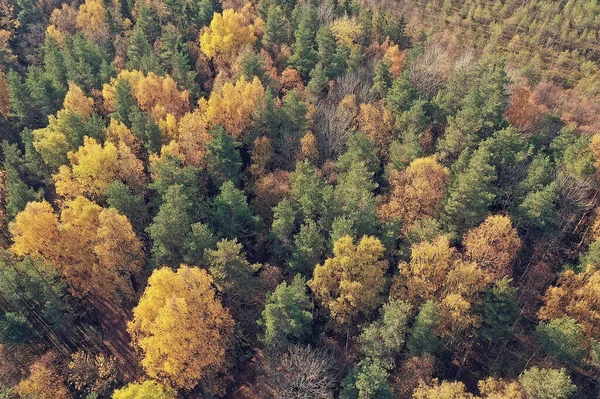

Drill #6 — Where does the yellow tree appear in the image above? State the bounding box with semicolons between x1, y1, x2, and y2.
478;377;523;399
63;82;95;119
76;0;110;44
463;215;521;281
16;353;72;399
379;157;450;231
10;197;144;303
308;235;388;328
53;136;146;200
538;265;600;341
198;76;265;138
113;380;175;399
355;101;393;155
103;70;190;121
412;380;474;399
298;132;319;164
128;266;234;391
176;110;212;167
199;8;258;61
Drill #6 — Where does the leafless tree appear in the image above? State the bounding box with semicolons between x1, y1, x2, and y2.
407;43;452;98
313;68;375;159
264;346;338;399
556;169;596;232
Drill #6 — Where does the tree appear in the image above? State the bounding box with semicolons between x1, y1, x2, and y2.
183;222;217;265
0;72;11;118
67;351;119;397
210;181;260;244
146;184;193;267
128;266;234;391
112;380;175;399
264;346;337;399
308;235;388;328
480;278;520;342
519;367;576;399
260;274;313;351
406;300;440;356
537;316;586;364
198;76;265;137
205;238;258;308
444;144;497;234
62;82;94;119
287;5;317;78
199;8;257;61
262;5;288;51
477;378;523;399
16;353;71;399
75;0;110;44
372;58;392;98
289;219;324;274
412;379;474;399
340;359;393;399
463;215;521;281
379;156;449;231
205;126;242;186
10;198;143;304
358;299;412;368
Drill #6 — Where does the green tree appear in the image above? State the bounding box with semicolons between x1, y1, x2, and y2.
146;184;193;267
372;58;392;98
289;219;323;274
210;181;260;244
259;274;313;351
340;359;393;399
480;278;520;342
358;299;412;368
406;300;440;356
288;6;318;78
519;367;576;399
105;181;149;235
262;5;288;50
537;316;586;364
206;126;242;186
183;222;217;265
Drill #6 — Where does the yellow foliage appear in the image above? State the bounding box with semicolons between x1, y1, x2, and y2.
9;201;59;258
17;354;72;399
412;379;475;399
76;0;109;42
10;197;143;303
199;8;257;60
103;70;190;121
176;110;212;167
158;113;178;141
33;124;71;170
249;136;273;176
384;44;407;78
478;377;523;399
105;119;143;155
539;265;600;340
63;82;95;119
198;76;265;137
463;215;521;281
53;136;146;200
299;132;319;164
45;24;64;43
330;17;362;51
128;266;234;390
379;156;450;230
308;235;388;327
356;102;393;154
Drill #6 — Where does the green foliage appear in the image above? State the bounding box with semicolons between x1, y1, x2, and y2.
480;278;520;342
340;359;393;399
288;6;318;78
183;222;217;265
289;219;323;274
147;184;193;267
210;181;260;244
206;126;243;186
259;274;313;350
537;316;586;364
406;300;440;356
262;5;288;50
358;299;412;368
371;58;392;98
105;181;149;235
519;367;576;399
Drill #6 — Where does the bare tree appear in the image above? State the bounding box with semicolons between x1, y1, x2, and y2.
264;346;338;399
556;169;596;232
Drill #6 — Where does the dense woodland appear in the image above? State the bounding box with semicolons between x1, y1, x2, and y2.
0;0;600;397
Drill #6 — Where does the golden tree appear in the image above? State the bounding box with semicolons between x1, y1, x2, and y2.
379;157;450;230
63;82;95;119
463;215;521;281
199;8;258;61
128;266;234;391
308;235;388;327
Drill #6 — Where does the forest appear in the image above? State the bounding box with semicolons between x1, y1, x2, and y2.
0;0;600;397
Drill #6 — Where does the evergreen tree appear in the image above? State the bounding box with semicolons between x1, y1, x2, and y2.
406;300;440;356
289;219;323;274
210;181;260;244
262;5;288;50
480;277;520;342
288;6;318;78
206;126;242;186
